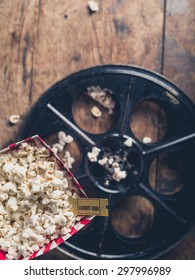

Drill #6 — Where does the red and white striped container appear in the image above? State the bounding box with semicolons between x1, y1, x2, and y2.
0;135;94;260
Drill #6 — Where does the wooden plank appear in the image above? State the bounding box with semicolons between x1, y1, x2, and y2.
163;0;195;102
0;0;40;147
159;0;195;259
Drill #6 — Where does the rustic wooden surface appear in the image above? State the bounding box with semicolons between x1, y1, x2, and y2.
0;0;195;259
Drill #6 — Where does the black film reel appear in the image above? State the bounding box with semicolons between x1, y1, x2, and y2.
18;65;195;259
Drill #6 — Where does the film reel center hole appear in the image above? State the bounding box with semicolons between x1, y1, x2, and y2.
130;100;168;143
127;151;140;165
91;163;105;178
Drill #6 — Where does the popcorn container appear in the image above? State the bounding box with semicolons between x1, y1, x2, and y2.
0;135;94;260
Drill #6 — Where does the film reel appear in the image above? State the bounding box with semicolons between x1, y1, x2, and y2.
18;65;195;259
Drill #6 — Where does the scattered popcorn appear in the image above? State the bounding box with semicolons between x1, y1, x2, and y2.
88;145;127;182
57;131;74;145
62;151;75;169
124;137;133;147
65;135;74;144
87;146;101;162
104;180;109;186
9;114;20;125
112;162;119;168
112;168;127;182
98;157;108;166
86;86;115;114
51;131;75;169
58;131;66;142
0;141;81;259
143;136;152;144
91;106;102;118
108;158;114;165
88;1;99;12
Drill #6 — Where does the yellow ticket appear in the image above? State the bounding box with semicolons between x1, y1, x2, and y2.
69;198;109;216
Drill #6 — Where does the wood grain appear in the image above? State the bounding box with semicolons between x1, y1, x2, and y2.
0;0;195;259
0;0;164;147
163;0;195;101
0;0;45;147
159;0;195;260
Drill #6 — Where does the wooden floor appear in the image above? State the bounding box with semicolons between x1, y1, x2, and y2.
0;0;195;259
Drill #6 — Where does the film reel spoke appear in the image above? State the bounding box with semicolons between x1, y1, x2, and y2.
139;182;186;223
47;103;96;146
119;79;134;135
76;173;89;181
142;132;195;157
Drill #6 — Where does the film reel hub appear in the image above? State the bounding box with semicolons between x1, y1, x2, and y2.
85;135;143;194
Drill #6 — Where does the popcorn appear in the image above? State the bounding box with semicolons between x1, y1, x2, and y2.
98;157;108;166
38;161;55;170
108;158;114;165
86;86;116;114
13;164;27;178
143;136;152;144
61;227;70;235
0;239;11;252
6;247;21;260
87;146;101;162
0;202;5;214
45;225;56;236
51;131;75;169
58;131;67;142
88;1;99;12
31;184;42;194
9;114;20;125
0;141;81;260
54;215;67;226
124;137;133;147
31;244;39;252
29;215;40;226
52;143;64;152
112;168;127;182
112;162;119;168
1;182;17;193
88;145;127;182
91;106;102;118
6;228;17;238
72;191;81;199
34;226;45;234
7;197;18;212
42;197;50;205
18;244;33;258
49;190;64;200
62;151;75;169
2;163;14;173
65;135;74;144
